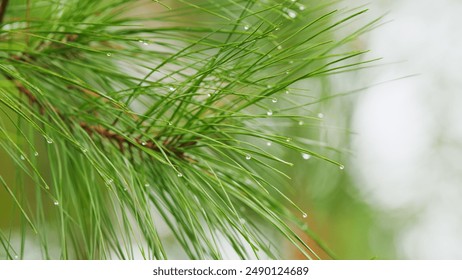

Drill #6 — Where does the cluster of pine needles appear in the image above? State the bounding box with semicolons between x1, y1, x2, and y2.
0;0;377;259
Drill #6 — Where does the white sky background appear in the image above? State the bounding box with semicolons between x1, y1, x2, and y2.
351;0;462;258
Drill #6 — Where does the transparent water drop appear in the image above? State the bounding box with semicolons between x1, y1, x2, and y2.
81;147;88;153
286;137;292;142
285;89;290;94
277;45;282;50
271;97;278;103
207;93;211;97
14;255;18;259
339;165;345;170
123;187;128;192
302;213;308;218
244;25;250;30
302;153;311;160
266;110;273;116
284;8;297;19
144;183;150;187
46;137;53;144
317;113;324;119
239;218;246;224
106;52;112;57
266;142;272;146
245;154;252;160
20;155;25;161
141;141;147;146
299;4;305;11
298;120;304;126
169;86;175;92
143;41;149;46
168;121;172;126
285;70;290;75
289;60;294;64
107;178;114;184
138;39;144;43
34;151;39;157
177;173;183;178
54;200;59;206
266;84;273;89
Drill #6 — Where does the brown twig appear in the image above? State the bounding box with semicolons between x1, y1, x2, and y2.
5;75;193;159
0;0;9;24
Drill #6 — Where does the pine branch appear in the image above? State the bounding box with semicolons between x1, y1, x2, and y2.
0;0;376;260
4;71;192;158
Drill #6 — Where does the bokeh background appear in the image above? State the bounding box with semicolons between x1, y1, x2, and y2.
293;0;462;259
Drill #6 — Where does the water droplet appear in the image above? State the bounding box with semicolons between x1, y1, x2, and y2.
245;154;252;160
286;137;292;142
266;84;273;89
298;120;304;126
271;97;278;103
81;147;88;153
14;255;18;259
177;173;183;178
143;41;149;46
141;141;147;146
123;187;128;192
138;39;144;43
299;4;305;11
285;70;290;75
168;121;172;126
277;45;282;50
46;137;53;144
20;155;25;161
244;25;250;30
207;93;211;97
266;110;273;116
289;60;294;64
239;218;246;224
339;165;345;170
302;153;311;160
144;183;150;187
317;113;324;119
34;151;39;157
302;213;308;218
107;178;113;184
285;89;290;94
169;86;175;92
106;52;112;57
284;8;297;19
266;142;272;146
54;201;59;206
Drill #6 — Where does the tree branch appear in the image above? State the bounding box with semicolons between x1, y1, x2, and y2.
5;74;195;158
0;0;9;24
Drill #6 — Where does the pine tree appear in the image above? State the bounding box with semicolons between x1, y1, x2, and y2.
0;0;376;259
